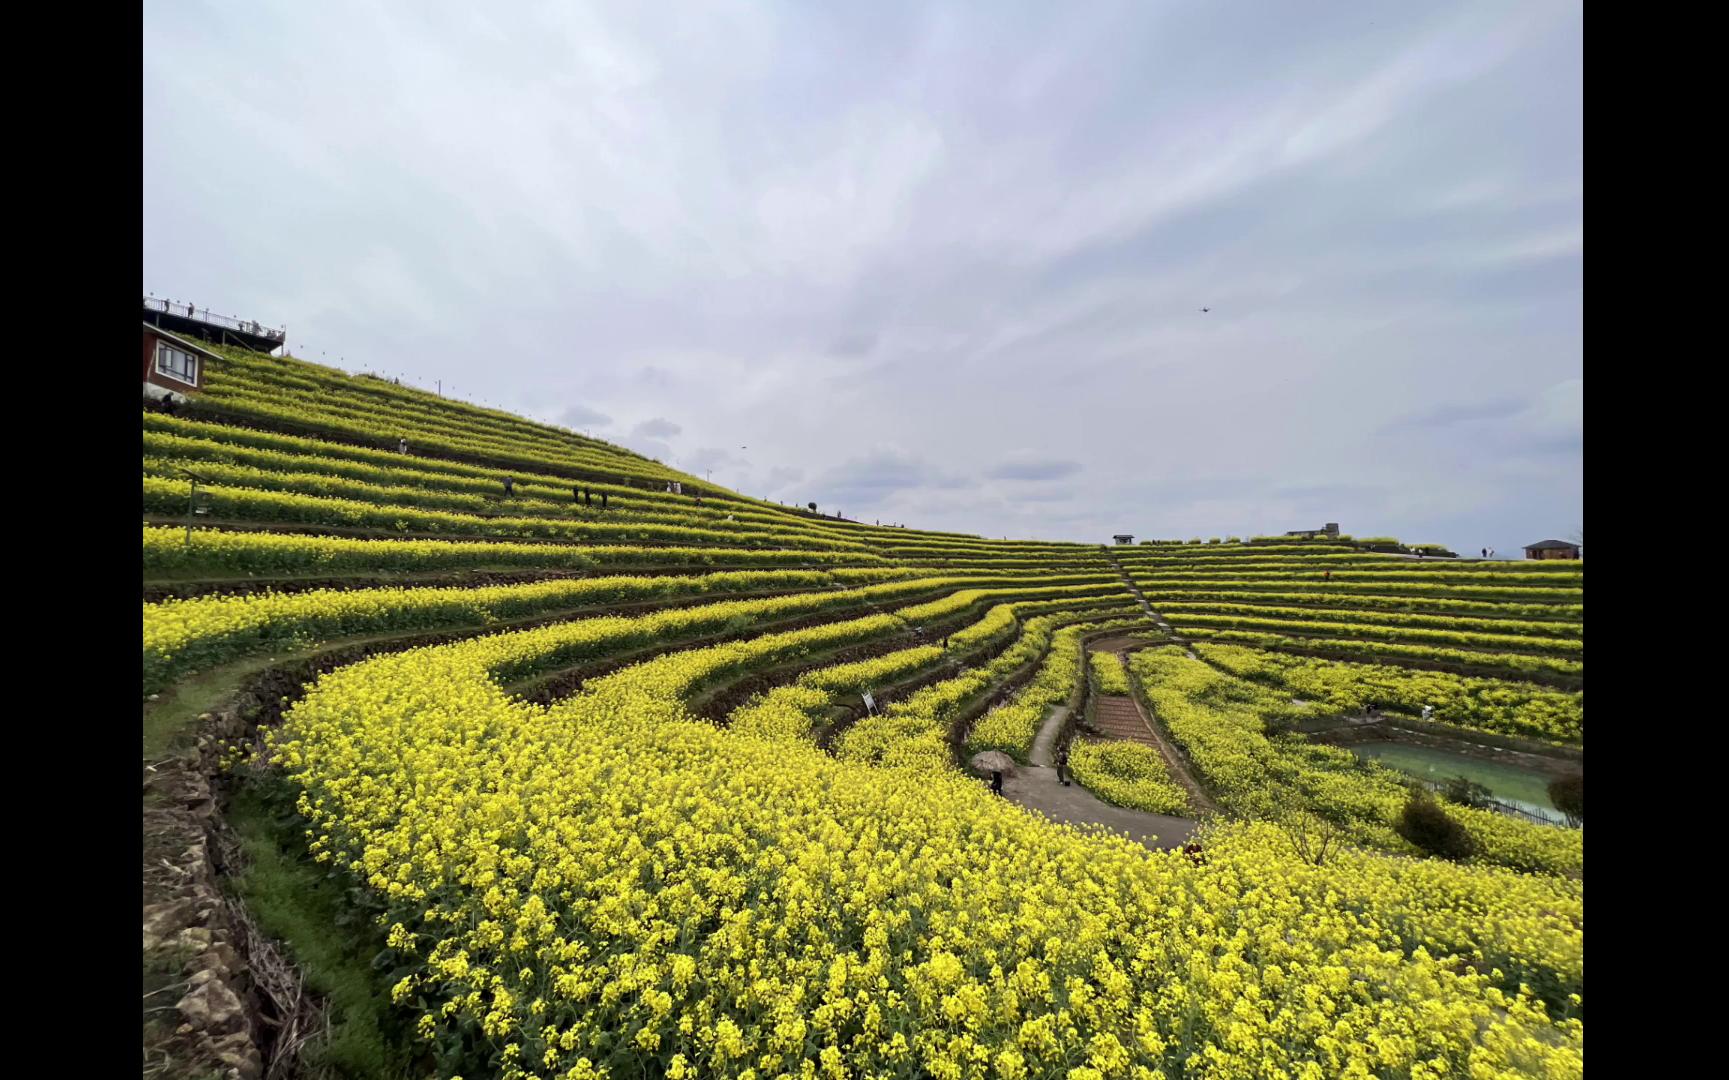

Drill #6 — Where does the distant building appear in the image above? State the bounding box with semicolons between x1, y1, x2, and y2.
1523;539;1581;560
1113;534;1135;545
143;323;220;403
1285;522;1340;540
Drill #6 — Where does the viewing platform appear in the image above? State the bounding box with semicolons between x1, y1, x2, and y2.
143;296;286;354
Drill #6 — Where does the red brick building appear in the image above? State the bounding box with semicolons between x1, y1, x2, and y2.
142;323;218;403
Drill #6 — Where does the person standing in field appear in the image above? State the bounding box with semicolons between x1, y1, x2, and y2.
1056;746;1072;786
991;770;1004;796
399;437;408;454
503;476;515;497
601;491;609;510
573;485;581;504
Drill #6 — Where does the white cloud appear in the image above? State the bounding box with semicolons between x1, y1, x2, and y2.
144;0;1580;552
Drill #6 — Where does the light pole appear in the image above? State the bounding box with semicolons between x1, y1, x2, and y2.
171;464;213;547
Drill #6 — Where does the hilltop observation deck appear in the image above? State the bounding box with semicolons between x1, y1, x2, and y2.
143;296;286;354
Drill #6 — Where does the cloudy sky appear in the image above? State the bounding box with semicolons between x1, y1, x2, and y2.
144;1;1581;553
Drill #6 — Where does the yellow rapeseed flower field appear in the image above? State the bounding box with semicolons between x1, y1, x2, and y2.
267;599;1583;1079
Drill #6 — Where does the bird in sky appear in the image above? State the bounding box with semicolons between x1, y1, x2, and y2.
1200;307;1210;313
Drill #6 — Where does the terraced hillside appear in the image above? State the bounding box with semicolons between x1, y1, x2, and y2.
142;348;1583;1080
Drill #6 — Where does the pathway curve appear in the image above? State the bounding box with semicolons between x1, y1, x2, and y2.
1002;704;1200;850
1001;758;1197;850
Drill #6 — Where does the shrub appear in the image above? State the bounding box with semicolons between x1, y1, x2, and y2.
1231;789;1345;866
1396;787;1478;860
1440;775;1494;810
1548;773;1583;826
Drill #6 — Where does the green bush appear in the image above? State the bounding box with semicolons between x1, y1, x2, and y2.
1548;773;1583;826
1440;775;1494;810
1261;713;1298;737
1396;788;1478;860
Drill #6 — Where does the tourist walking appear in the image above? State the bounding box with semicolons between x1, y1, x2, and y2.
1056;746;1071;786
1421;705;1434;721
573;485;581;504
503;476;515;497
990;770;1004;796
399;437;408;454
601;491;609;510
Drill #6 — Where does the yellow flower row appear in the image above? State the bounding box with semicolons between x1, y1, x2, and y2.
1196;643;1584;744
1066;741;1189;816
1090;652;1132;695
142;525;889;577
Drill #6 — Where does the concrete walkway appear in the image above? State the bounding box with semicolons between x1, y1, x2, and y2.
1004;705;1199;850
1001;762;1197;850
1028;705;1069;767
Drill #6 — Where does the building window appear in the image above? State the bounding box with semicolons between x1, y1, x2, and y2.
156;341;199;386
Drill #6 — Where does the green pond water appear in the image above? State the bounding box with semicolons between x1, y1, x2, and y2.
1350;741;1567;824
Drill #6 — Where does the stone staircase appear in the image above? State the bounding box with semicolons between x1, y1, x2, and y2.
1092;694;1160;746
1089;683;1222;816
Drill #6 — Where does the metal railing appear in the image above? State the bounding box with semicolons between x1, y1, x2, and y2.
1411;777;1572;828
143;296;285;341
